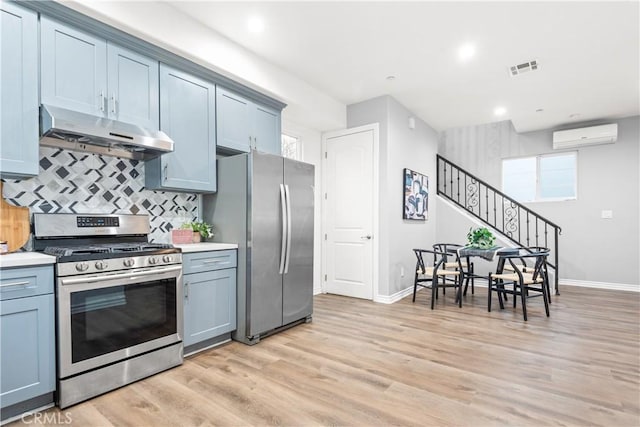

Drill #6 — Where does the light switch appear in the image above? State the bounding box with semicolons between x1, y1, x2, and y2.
601;210;613;219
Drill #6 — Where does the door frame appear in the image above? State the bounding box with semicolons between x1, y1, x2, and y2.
320;123;380;301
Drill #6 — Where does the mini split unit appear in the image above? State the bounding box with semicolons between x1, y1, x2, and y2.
552;123;618;150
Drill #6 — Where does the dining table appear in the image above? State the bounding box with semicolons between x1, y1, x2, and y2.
456;245;521;283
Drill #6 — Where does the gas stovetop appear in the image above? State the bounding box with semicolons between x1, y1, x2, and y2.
32;213;182;272
44;242;176;258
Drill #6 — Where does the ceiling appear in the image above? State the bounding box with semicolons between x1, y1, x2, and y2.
166;1;640;132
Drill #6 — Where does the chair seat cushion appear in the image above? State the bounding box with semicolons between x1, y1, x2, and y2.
417;267;461;277
491;272;543;285
444;261;469;269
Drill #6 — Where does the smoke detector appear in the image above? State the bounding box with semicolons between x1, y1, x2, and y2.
509;60;539;77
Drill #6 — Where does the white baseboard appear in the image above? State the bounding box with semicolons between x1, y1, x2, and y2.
374;286;415;304
560;279;639;292
317;279;639;304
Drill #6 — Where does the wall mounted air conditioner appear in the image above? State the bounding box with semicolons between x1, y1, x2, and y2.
552;123;618;150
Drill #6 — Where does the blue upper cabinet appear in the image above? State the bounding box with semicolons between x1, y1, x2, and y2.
216;87;282;155
145;64;216;193
216;87;252;153
253;103;281;156
41;17;159;129
107;44;159;130
0;2;39;179
41;16;108;116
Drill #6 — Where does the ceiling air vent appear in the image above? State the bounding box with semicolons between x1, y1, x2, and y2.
509;60;539;77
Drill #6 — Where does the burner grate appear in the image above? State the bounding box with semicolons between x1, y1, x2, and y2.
44;243;175;257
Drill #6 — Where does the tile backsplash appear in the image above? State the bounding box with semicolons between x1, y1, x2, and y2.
2;147;199;243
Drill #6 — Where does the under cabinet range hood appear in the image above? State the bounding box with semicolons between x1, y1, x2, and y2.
40;105;174;161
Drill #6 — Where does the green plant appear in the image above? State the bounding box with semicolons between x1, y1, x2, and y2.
181;221;214;239
467;227;496;249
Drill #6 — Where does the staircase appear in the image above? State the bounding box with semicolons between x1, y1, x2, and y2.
436;155;561;294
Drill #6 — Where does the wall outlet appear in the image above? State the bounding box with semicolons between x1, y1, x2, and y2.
601;210;613;219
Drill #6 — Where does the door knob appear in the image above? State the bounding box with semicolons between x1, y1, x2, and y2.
361;235;372;240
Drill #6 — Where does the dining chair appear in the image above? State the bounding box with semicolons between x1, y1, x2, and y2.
501;246;552;303
412;248;464;309
432;243;475;296
487;250;550;321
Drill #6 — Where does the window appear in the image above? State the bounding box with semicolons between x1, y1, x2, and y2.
502;152;576;202
281;134;301;160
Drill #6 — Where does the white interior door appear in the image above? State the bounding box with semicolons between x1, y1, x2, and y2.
322;125;377;300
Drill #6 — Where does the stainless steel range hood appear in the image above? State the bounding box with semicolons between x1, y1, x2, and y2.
40;105;174;161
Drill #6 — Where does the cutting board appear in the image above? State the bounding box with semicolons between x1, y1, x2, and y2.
0;182;30;253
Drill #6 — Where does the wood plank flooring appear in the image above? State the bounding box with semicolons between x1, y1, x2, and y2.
12;286;640;426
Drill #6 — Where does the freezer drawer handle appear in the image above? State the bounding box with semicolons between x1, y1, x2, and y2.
279;183;287;275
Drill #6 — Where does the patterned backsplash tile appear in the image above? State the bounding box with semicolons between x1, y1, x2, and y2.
1;147;200;244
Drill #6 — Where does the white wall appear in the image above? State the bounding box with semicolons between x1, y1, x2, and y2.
347;96;439;298
59;0;346;133
439;116;640;287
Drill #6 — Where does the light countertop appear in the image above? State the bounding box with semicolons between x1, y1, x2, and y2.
0;252;57;269
174;243;238;253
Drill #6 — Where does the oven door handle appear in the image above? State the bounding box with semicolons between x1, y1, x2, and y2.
59;265;182;286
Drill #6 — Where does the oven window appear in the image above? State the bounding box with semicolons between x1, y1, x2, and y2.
70;278;176;363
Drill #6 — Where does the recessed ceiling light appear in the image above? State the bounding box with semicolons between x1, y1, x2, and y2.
536;108;544;113
247;16;264;33
569;113;581;119
494;106;507;116
458;43;476;62
386;75;396;81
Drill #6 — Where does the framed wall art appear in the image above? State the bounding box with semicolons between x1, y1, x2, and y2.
403;168;428;220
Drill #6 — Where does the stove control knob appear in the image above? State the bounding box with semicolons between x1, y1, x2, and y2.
148;256;159;265
123;258;135;267
162;255;173;263
75;262;89;272
95;261;108;270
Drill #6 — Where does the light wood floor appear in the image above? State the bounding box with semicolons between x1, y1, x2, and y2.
14;286;640;426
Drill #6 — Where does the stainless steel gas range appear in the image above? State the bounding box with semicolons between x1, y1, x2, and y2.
33;213;183;408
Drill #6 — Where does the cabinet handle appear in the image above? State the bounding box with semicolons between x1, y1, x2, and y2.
111;93;117;115
0;280;30;288
184;281;189;299
99;91;105;112
202;260;227;264
163;164;168;181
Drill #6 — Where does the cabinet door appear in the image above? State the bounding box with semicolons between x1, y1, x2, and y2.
146;64;216;193
41;17;107;116
0;294;55;408
183;269;237;347
216;87;251;153
107;44;159;130
0;2;38;178
253;103;281;155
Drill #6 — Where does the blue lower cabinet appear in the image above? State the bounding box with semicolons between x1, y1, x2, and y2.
0;294;55;408
183;268;237;347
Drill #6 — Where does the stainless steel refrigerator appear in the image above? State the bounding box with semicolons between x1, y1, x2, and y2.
202;151;314;345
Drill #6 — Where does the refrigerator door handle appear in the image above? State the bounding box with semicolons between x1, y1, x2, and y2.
284;184;292;274
279;183;287;275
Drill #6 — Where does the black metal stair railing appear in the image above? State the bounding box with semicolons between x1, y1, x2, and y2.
437;155;562;294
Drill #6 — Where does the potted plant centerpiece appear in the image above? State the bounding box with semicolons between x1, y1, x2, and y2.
181;221;214;243
466;227;496;249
